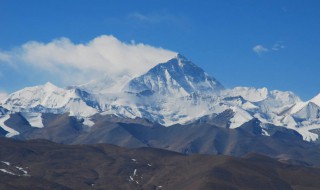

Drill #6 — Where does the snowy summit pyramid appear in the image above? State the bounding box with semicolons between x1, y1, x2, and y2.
125;54;224;96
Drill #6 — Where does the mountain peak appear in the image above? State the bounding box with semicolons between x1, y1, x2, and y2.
176;53;188;60
43;82;58;91
125;55;224;96
310;93;320;106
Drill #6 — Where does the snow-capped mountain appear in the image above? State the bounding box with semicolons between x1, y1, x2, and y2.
1;54;320;142
1;82;98;117
125;54;224;96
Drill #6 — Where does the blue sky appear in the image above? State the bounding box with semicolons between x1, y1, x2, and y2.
0;0;319;100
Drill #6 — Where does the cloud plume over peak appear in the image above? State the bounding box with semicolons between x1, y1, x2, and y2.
0;35;177;86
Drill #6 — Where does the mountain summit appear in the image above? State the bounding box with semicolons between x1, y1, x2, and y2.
125;54;224;96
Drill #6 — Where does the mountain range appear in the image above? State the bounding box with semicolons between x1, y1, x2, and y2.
1;54;319;143
2;53;320;189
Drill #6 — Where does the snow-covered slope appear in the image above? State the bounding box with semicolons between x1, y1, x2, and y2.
1;82;98;117
222;87;269;102
0;115;19;137
20;112;44;128
125;54;223;96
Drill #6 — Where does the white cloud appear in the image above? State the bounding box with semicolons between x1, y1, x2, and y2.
129;11;185;25
0;52;12;63
272;42;286;51
0;35;177;85
253;45;269;55
253;42;286;55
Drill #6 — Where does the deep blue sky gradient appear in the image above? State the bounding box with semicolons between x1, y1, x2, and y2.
0;0;319;99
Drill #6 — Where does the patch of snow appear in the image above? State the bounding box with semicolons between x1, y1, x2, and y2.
1;161;10;166
83;118;95;127
261;129;270;136
0;169;16;176
259;123;271;136
20;112;44;128
294;125;319;142
129;168;140;184
133;169;137;176
15;166;29;176
0;115;19;137
229;107;253;129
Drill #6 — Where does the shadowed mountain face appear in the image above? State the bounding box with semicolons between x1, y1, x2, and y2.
4;113;320;167
1;138;320;190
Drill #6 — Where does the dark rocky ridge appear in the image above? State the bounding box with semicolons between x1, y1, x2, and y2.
4;112;320;167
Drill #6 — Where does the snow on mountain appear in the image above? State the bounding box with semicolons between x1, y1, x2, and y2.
0;92;8;101
1;54;320;142
222;87;301;106
269;90;302;106
125;54;224;96
0;115;19;137
0;106;9;116
222;87;269;102
20;112;44;128
97;91;226;126
229;106;253;129
293;102;320;120
310;93;320;106
288;93;320;117
1;82;98;118
85;54;227;126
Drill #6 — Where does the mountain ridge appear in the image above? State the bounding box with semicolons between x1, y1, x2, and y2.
0;54;319;142
1;137;320;190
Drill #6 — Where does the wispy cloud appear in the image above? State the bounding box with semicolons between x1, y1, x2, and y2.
0;52;12;64
128;11;186;25
0;35;177;86
253;42;286;55
253;45;269;55
271;41;286;51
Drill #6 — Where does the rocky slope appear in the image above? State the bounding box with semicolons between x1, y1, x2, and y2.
1;138;320;190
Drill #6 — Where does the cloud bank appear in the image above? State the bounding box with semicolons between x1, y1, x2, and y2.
0;35;177;86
